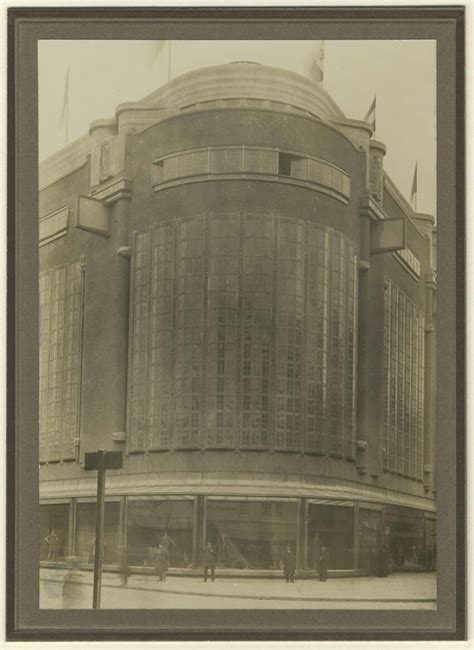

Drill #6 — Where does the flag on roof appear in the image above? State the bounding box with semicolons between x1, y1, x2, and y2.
364;95;376;133
410;163;418;210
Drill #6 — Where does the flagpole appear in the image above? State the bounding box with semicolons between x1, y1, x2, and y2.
65;89;69;147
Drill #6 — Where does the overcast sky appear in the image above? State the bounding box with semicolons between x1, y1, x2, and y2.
39;40;436;217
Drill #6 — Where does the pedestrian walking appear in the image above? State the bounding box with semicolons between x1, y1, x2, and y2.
155;544;169;581
319;546;329;582
117;544;131;587
45;529;59;561
282;545;296;583
203;540;217;582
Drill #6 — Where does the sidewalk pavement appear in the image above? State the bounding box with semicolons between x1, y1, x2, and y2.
41;567;436;604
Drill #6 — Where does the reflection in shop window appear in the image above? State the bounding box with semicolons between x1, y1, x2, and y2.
76;502;120;565
39;503;69;561
127;498;194;568
307;502;354;570
206;499;297;569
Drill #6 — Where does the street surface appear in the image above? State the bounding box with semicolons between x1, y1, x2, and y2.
40;568;436;610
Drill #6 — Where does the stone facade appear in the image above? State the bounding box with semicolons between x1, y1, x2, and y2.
39;63;436;574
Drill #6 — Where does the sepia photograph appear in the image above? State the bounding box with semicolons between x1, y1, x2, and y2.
38;36;437;610
8;6;464;642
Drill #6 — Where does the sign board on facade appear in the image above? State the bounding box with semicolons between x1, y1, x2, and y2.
370;217;406;254
76;195;109;236
84;450;123;470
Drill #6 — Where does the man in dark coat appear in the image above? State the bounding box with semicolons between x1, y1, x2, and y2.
203;540;217;582
319;546;329;582
282;545;296;583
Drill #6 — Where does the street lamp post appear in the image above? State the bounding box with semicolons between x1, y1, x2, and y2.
84;449;123;609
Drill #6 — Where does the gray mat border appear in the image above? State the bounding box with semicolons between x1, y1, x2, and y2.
7;6;465;641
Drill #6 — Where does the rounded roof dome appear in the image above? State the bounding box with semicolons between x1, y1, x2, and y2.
141;61;345;123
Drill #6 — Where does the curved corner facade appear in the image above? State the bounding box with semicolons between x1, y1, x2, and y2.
38;63;436;575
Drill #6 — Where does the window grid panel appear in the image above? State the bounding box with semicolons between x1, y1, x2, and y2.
306;226;329;454
61;262;83;460
327;232;347;458
148;223;175;449
241;216;273;448
383;278;425;480
274;219;304;450
47;266;67;461
39;261;83;463
39;271;52;463
128;231;151;450
345;243;358;459
383;281;391;471
154;147;350;198
206;215;239;448
174;218;205;448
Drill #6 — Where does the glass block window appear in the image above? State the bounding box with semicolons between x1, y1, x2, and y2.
241;216;273;448
39;206;69;246
225;148;243;172
260;150;279;174
193;150;208;175
127;216;358;456
327;234;346;457
128;231;151;451
39;260;83;462
153;147;350;200
178;152;193;177
148;223;175;449
306;226;329;453
345;244;358;459
383;279;425;480
243;148;261;173
175;218;205;448
274;220;304;450
206;215;239;448
163;156;178;181
394;247;421;278
209;149;226;173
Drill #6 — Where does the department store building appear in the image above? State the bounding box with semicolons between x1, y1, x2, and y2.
39;61;437;575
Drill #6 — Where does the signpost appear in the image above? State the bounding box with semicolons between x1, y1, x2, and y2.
84;449;123;609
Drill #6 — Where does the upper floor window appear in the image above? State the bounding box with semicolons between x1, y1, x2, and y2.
152;146;351;201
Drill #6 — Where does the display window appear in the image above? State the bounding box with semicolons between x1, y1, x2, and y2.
205;498;297;569
127;498;194;568
39;503;70;561
307;502;354;569
76;501;120;564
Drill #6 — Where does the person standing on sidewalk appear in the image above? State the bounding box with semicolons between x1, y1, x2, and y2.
155;544;169;582
312;533;321;571
282;545;296;583
319;546;329;582
203;540;217;582
117;544;131;587
45;529;59;561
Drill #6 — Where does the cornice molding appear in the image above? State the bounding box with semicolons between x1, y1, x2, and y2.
90;176;133;204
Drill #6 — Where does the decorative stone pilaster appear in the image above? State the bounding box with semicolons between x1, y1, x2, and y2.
368;140;386;204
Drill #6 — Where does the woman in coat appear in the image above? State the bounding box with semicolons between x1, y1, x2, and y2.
155;544;169;582
319;546;329;582
282;545;296;583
